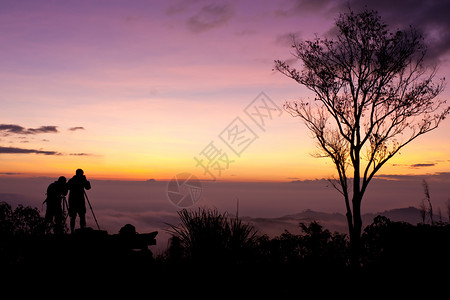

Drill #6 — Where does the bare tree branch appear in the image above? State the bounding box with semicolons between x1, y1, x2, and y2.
275;8;449;263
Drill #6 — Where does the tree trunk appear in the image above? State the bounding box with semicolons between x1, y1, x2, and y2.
350;194;362;268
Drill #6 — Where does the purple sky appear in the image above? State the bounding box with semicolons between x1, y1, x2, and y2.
1;1;450;250
1;0;450;180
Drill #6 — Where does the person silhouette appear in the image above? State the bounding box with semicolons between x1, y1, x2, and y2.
67;169;91;234
44;176;68;234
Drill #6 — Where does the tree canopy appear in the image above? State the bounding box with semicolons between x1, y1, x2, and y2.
275;8;449;263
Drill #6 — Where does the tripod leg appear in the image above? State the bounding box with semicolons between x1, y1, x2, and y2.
84;190;100;230
70;216;75;234
63;197;70;232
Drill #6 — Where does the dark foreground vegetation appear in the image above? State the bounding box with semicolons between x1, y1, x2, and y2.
1;202;449;297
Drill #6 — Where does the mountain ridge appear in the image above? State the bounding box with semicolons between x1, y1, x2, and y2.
240;207;447;237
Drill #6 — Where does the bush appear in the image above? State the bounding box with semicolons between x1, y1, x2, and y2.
165;207;350;271
362;215;450;274
256;221;349;269
166;207;258;264
0;201;47;236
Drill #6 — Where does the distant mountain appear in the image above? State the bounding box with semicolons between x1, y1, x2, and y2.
241;207;447;237
362;207;424;225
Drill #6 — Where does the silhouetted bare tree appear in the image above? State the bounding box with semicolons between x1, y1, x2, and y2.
275;8;449;265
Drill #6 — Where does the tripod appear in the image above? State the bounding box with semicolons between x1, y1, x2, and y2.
64;192;101;231
84;190;101;230
62;196;69;224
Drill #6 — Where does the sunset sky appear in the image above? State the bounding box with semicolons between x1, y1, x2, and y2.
1;0;450;182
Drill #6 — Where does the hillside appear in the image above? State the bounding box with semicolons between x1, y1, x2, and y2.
241;207;445;237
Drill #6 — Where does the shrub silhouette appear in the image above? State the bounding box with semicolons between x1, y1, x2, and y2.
361;215;450;274
0;201;48;235
0;201;49;267
297;221;349;268
166;207;258;264
166;207;350;274
0;201;14;235
0;199;448;296
256;221;348;270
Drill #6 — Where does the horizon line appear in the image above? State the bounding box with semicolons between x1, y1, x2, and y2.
1;172;450;183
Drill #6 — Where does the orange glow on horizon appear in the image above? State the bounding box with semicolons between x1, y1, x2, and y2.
1;2;449;183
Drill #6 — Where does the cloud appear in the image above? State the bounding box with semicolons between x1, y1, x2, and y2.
0;172;23;175
410;163;436;168
342;0;450;62
0;146;60;155
27;126;58;134
69;126;85;131
166;0;198;15
278;0;450;61
393;162;437;168
0;124;26;134
276;0;338;16
0;147;95;157
186;3;234;33
375;171;450;182
0;124;58;135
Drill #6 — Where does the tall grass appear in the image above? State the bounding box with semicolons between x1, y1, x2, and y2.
166;207;258;263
